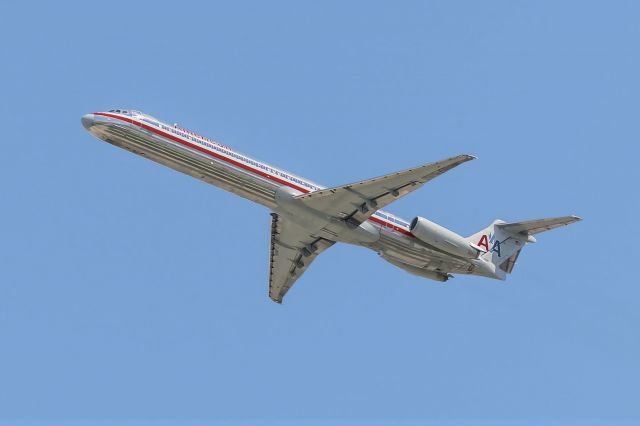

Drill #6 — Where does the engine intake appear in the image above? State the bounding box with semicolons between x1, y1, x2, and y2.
409;216;482;259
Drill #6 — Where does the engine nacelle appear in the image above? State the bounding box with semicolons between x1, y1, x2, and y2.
409;216;482;259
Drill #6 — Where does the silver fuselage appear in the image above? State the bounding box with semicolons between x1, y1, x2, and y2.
82;111;475;276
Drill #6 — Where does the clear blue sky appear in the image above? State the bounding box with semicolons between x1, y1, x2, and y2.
1;1;638;425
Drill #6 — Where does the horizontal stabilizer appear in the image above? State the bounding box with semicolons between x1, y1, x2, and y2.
497;215;582;236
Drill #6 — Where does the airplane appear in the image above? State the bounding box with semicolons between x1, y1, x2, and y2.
81;109;581;303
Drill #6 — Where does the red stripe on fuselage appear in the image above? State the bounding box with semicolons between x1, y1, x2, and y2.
94;112;414;237
95;112;309;193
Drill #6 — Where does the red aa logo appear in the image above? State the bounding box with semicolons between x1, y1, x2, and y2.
477;234;501;257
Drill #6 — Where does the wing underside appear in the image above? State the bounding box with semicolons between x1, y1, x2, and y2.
294;155;475;227
267;155;475;302
268;213;335;303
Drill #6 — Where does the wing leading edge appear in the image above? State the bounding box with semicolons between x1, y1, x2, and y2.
268;213;335;303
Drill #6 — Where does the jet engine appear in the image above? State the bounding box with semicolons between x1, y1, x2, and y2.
409;216;483;259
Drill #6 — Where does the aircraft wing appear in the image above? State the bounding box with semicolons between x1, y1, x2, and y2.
497;215;582;235
269;213;335;303
295;155;475;226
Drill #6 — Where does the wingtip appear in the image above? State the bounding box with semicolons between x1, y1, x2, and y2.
442;154;476;165
270;296;283;304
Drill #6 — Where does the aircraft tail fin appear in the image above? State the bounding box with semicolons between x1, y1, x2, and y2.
467;216;581;279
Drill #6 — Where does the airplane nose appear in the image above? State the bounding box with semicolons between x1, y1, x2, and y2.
81;113;95;130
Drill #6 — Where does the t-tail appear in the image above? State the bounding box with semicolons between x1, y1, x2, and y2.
467;216;582;280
